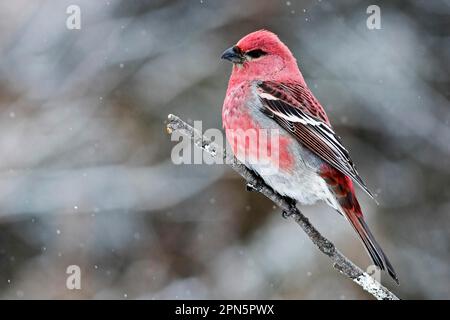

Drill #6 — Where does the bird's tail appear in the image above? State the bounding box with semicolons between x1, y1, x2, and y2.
343;204;399;284
323;169;399;284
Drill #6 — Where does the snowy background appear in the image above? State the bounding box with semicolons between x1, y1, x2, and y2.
0;0;449;299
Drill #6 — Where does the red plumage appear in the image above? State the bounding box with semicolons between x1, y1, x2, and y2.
221;30;398;283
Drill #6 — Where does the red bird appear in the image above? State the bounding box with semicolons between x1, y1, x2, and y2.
221;30;398;283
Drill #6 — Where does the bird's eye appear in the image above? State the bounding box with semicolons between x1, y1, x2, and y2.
245;49;267;59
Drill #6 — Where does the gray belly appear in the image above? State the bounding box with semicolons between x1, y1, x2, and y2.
247;137;335;207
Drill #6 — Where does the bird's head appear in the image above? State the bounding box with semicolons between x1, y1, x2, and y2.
221;30;304;83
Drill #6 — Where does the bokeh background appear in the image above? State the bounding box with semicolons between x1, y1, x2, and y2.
0;0;449;299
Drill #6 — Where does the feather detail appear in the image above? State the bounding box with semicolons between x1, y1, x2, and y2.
320;166;398;283
256;81;376;202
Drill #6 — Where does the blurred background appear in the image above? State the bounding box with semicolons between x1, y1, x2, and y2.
0;0;449;299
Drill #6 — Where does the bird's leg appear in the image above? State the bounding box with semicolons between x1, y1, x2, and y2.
246;183;257;192
282;196;297;219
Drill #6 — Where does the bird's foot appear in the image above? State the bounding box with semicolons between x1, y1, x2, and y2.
282;210;293;219
282;197;297;219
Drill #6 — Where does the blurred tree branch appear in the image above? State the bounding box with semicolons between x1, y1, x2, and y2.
166;114;399;300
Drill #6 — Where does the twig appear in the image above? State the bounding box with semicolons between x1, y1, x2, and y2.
166;114;399;300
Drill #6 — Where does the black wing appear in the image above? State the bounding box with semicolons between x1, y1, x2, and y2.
256;81;376;200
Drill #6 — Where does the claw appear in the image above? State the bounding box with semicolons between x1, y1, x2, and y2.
282;210;293;219
282;196;297;219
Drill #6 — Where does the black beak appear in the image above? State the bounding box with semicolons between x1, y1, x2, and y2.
221;46;244;64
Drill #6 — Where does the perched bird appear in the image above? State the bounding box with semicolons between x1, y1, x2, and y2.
221;30;398;283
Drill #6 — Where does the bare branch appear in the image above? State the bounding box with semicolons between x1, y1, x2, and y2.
166;114;399;300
